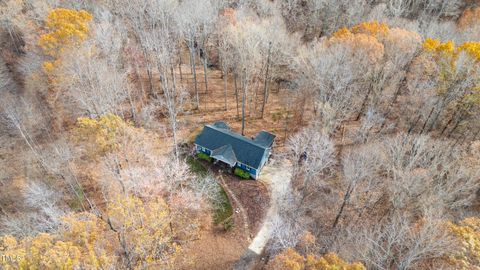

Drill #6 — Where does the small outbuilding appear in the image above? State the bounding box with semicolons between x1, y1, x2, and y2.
194;121;275;179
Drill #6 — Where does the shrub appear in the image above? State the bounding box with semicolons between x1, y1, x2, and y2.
234;168;250;179
197;152;213;162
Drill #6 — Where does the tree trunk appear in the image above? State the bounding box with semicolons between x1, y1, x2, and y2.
261;43;272;119
427;97;448;132
283;107;290;143
189;44;199;109
141;46;155;96
332;184;353;229
420;106;435;135
440;111;457;135
202;50;209;94
165;67;179;164
407;114;422;134
356;87;372;121
447;112;467;137
178;52;183;82
234;73;239;119
126;89;137;124
242;69;247;136
224;69;228;111
134;62;147;105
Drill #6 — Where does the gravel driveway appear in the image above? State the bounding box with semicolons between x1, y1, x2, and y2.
234;160;292;270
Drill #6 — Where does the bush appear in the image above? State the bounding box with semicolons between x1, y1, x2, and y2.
234;167;251;179
197;152;213;162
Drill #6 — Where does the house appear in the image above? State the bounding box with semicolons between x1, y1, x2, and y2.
194;121;276;179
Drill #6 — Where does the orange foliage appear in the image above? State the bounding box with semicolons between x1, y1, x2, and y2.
333;21;389;39
331;27;353;39
329;32;385;64
328;22;393;64
351;21;389;37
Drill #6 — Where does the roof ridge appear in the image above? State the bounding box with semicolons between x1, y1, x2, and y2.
206;125;269;150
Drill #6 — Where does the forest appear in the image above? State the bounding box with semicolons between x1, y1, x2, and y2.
0;0;480;269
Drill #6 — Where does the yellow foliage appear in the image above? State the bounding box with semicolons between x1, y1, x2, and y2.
423;38;457;62
267;248;365;270
448;217;480;269
61;213;116;268
75;113;130;155
38;8;92;75
422;38;480;97
0;196;183;270
107;195;181;269
268;248;305;270
0;213;115;270
351;21;389;37
307;253;365;270
423;38;480;63
39;8;92;58
458;42;480;62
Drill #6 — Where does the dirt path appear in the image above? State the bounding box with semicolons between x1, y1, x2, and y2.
219;174;251;241
234;161;292;270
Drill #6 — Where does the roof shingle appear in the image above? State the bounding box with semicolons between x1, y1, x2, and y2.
195;122;274;169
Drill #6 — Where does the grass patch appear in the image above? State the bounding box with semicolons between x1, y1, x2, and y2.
234;167;251;179
69;185;85;211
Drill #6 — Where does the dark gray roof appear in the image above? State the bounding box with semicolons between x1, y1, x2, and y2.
195;122;275;169
254;131;276;148
211;145;237;166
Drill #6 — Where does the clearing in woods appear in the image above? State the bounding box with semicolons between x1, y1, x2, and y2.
170;57;296;269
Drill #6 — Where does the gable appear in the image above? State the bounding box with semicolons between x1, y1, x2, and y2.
211;144;237;166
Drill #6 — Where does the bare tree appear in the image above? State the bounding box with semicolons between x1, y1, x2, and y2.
57;43;130;118
177;0;217;108
0;0;24;52
293;36;382;134
0;59;12;93
1;180;67;237
225;13;262;134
